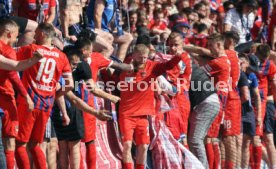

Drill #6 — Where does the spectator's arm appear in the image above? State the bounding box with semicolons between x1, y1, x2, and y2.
252;87;262;125
223;23;232;32
45;7;56;24
56;73;74;98
65;91;112;120
240;86;250;103
85;79;120;104
94;0;105;29
55;95;70;126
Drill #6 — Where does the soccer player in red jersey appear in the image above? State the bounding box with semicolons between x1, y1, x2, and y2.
15;23;74;169
222;31;241;169
164;33;192;147
75;38;130;169
254;44;276;169
184;33;231;169
0;18;44;169
119;37;182;169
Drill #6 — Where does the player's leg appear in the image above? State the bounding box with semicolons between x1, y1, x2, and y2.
0;96;18;169
119;117;136;169
135;116;150;169
27;110;51;169
58;140;69;169
47;137;58;169
15;104;36;169
235;134;243;168
188;95;220;168
93;29;114;57
68;140;81;169
113;32;134;61
241;134;252;168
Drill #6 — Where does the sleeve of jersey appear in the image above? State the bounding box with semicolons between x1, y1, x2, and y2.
7;71;27;96
251;74;259;88
16;46;30;61
238;72;249;88
152;56;181;76
201;61;220;76
61;54;72;76
268;62;276;81
97;54;113;69
74;62;92;81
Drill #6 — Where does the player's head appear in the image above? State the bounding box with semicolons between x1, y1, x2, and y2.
0;18;19;46
133;44;150;65
75;37;93;59
256;44;270;63
168;32;183;54
239;53;250;72
223;31;239;49
207;33;225;56
34;23;56;45
64;46;82;70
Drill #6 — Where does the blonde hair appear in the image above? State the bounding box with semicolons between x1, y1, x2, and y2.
134;44;150;55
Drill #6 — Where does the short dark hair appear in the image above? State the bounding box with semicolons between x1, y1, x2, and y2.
63;45;83;61
78;29;96;42
36;23;56;39
0;18;18;36
207;33;225;43
197;23;208;33
223;31;240;44
75;37;92;50
238;53;249;61
256;44;270;59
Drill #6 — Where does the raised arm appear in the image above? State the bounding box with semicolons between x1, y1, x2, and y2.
183;45;212;56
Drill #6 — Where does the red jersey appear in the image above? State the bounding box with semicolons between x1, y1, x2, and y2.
225;50;240;100
16;0;56;21
0;40;17;96
202;55;231;94
86;52;112;81
119;57;181;117
257;60;276;99
17;44;71;112
148;21;168;31
166;52;192;91
189;34;208;48
268;11;276;43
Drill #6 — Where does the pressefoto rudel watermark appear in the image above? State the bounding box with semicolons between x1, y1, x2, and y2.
59;76;235;93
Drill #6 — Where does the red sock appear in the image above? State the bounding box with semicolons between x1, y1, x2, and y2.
29;145;47;169
249;144;255;169
86;143;96;169
135;164;145;169
253;146;262;169
15;145;30;169
213;144;220;169
225;161;234;169
123;163;133;169
205;143;214;169
5;150;15;169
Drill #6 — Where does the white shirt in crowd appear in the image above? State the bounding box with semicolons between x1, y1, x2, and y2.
224;8;255;44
